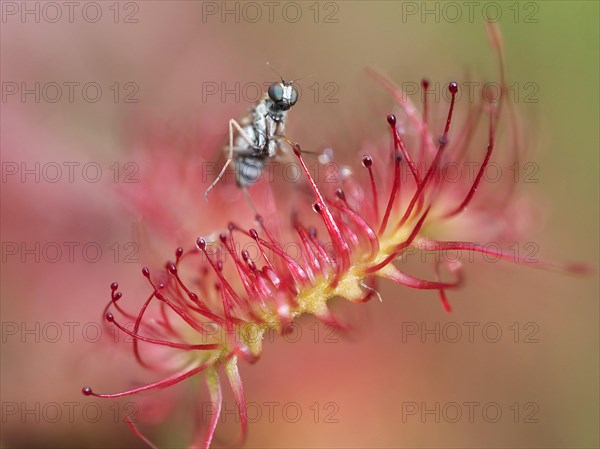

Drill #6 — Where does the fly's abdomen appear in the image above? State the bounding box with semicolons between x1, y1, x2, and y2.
235;156;265;187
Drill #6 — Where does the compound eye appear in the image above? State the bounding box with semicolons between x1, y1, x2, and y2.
268;83;283;102
290;87;298;105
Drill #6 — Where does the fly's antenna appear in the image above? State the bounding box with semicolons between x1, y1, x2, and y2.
289;72;318;84
266;61;285;82
267;62;318;85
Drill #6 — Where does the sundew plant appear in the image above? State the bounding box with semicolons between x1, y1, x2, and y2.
82;24;587;448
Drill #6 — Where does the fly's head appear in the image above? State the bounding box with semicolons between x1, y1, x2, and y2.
267;81;298;112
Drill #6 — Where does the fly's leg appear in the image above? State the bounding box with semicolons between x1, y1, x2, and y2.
241;187;258;215
270;135;320;157
204;119;263;200
271;134;295;149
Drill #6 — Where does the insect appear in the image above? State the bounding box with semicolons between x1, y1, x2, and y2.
204;72;300;201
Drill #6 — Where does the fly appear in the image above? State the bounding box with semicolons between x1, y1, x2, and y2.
204;67;300;201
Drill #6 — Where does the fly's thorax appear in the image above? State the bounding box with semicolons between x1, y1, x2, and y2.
234;122;266;150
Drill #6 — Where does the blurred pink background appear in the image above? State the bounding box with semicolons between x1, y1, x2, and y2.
1;2;598;448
